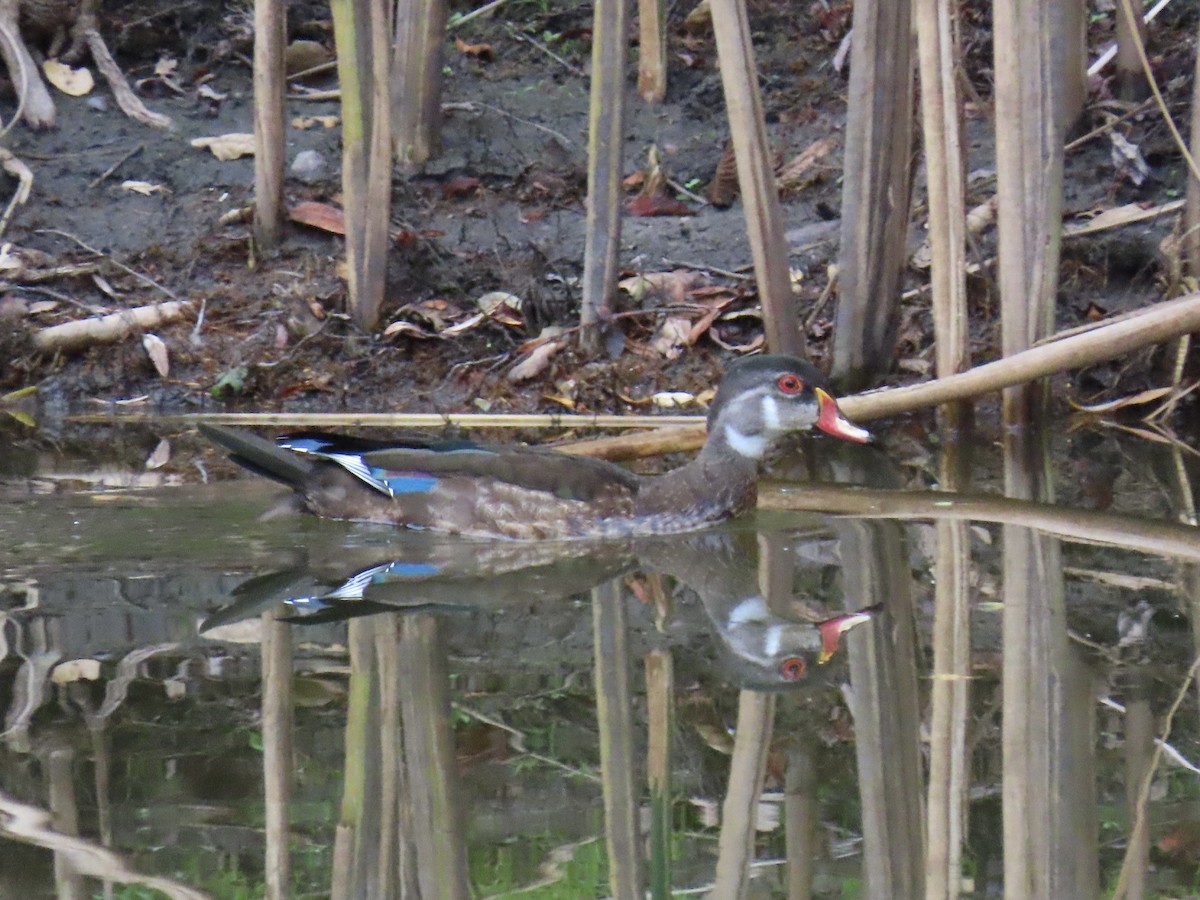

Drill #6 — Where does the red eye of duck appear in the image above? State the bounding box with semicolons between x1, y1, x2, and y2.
779;657;807;680
776;373;804;395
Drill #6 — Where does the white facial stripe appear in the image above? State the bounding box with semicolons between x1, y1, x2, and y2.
728;596;769;624
724;424;768;459
762;624;784;659
760;394;782;431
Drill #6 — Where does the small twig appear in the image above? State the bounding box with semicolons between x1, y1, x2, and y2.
449;0;510;29
451;703;600;782
443;99;575;147
665;177;709;207
1110;654;1200;900
1099;696;1200;776
36;228;180;301
660;257;754;281
1064;99;1156;154
286;60;338;83
0;148;32;240
87;143;144;189
805;267;838;331
505;26;586;78
119;1;200;35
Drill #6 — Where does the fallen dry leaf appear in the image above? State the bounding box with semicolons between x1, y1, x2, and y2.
443;176;482;199
777;136;836;192
145;438;171;470
508;339;563;382
650;316;692;358
292;115;339;130
289;201;346;235
142;333;170;378
191;133;256;161
1068;386;1175;414
627;193;694;217
121;180;168;196
651;391;696;408
43;59;94;96
455;37;495;61
382;320;440;340
51;659;102;684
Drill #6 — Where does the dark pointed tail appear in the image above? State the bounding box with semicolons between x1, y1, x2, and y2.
199;424;314;488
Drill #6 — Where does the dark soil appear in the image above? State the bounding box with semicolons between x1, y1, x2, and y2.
0;0;1195;420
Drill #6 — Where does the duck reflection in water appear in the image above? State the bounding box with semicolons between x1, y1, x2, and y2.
202;525;882;688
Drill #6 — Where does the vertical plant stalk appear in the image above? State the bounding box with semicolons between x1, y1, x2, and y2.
836;518;926;897
261;608;294;900
1185;15;1200;274
831;0;915;386
593;578;645;898
1115;0;1149;101
915;3;971;895
637;0;667;102
711;690;776;898
253;0;287;249
1057;0;1087;135
709;0;804;357
330;0;393;330
398;615;470;898
645;648;674;899
331;619;375;900
391;0;449;166
993;0;1074;886
784;745;817;900
580;0;629;352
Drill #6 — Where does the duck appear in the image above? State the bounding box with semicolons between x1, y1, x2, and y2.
199;354;870;541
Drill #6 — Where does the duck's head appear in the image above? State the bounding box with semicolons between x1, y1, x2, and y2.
706;354;870;460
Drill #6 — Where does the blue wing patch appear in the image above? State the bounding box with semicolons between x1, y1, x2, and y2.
370;470;437;495
374;562;441;579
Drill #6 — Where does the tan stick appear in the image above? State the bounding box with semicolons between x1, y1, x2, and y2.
579;0;628;351
565;291;1200;458
33;301;193;354
253;0;287;248
710;0;803;356
636;0;666;103
759;484;1200;561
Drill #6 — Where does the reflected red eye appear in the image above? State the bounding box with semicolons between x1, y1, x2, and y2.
780;657;807;681
776;373;804;395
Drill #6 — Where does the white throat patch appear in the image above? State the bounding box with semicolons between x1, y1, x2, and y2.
724;424;768;459
760;394;782;431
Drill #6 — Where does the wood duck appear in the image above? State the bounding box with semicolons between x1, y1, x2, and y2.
199;354;870;541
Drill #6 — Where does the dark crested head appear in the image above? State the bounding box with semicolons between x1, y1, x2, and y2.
706;354;870;451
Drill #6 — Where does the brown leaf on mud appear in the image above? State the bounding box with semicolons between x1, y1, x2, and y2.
382;320;440;340
142;333;170;378
687;294;736;344
508;338;564;382
622;170;646;190
627;193;694;217
650;316;693;358
289;202;346;235
777;136;837;193
393;227;445;248
191;133;256;161
708;143;738;208
519;207;547;224
442;176;482;200
618;270;702;304
455;37;495;61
